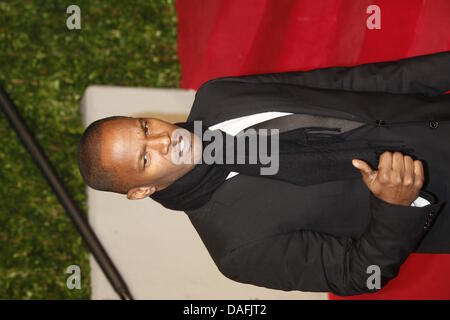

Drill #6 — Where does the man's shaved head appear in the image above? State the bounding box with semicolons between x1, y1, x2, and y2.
77;116;202;199
78;116;128;193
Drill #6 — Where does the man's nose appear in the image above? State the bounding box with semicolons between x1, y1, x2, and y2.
146;132;171;154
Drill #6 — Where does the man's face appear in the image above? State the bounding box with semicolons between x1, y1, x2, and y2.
100;117;202;199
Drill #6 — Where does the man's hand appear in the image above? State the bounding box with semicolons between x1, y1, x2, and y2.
352;151;424;206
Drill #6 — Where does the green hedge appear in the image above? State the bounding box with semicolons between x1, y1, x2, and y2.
0;0;180;299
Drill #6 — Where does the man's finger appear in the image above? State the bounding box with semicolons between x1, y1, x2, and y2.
378;151;392;172
352;159;373;176
377;151;392;183
413;160;424;188
403;155;415;186
392;152;405;177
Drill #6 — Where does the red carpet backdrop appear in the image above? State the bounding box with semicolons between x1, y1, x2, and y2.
175;0;450;299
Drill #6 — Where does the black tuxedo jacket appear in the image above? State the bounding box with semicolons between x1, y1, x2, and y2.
183;51;450;296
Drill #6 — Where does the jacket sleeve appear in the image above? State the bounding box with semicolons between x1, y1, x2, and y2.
217;191;443;296
206;51;450;96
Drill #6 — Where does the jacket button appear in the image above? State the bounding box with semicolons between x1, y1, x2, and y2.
429;121;439;129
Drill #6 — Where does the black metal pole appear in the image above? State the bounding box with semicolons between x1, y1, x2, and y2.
0;87;133;300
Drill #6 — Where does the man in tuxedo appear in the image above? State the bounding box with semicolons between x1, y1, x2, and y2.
78;51;450;296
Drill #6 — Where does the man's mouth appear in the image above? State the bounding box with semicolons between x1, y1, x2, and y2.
179;136;185;156
177;135;191;157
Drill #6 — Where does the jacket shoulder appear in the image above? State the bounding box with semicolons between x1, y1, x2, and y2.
188;76;239;122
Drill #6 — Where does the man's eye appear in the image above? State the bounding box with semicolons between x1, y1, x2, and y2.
144;120;149;135
143;153;150;167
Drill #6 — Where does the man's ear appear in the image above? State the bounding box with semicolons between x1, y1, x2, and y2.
126;186;156;200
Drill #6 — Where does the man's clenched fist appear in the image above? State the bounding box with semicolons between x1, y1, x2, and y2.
352;151;424;206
